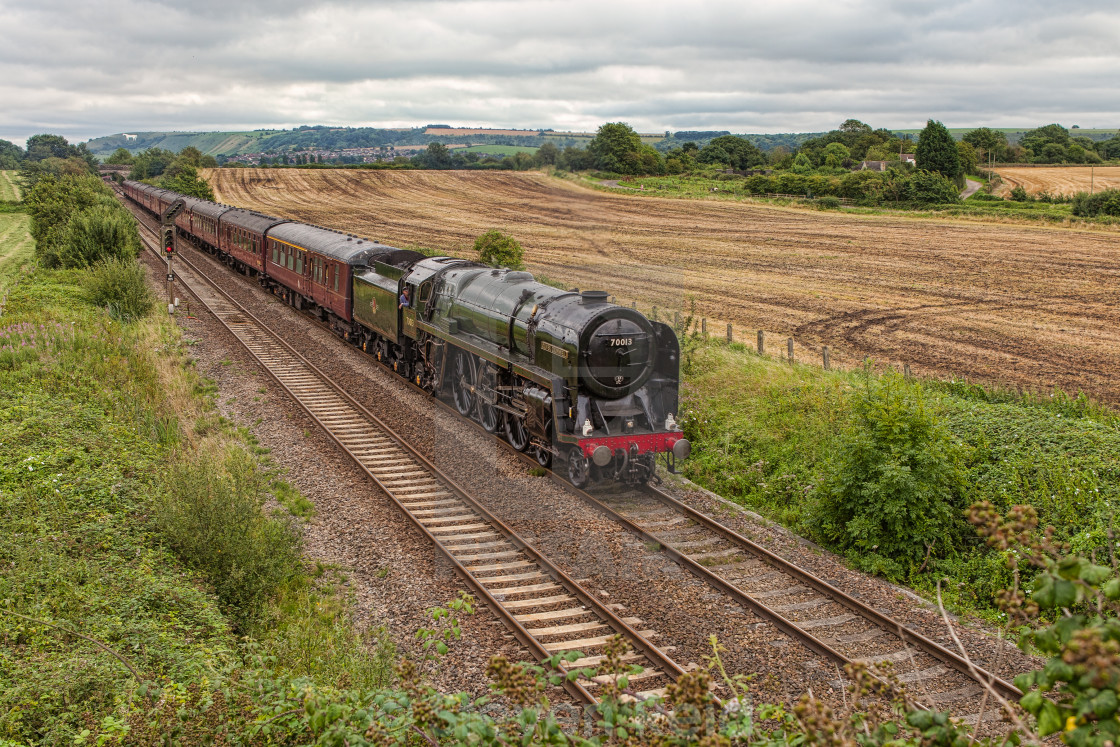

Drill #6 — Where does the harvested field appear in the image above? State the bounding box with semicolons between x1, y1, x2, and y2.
205;168;1120;404
993;165;1120;197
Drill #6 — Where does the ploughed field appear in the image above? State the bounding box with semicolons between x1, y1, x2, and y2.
992;165;1120;197
205;168;1120;404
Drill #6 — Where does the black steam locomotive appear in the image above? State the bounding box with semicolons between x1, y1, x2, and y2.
123;180;689;486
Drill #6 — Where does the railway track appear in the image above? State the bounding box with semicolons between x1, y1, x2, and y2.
130;210;689;707
576;482;1020;718
125;193;1022;725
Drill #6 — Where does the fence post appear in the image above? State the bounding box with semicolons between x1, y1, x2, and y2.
757;330;764;355
726;323;733;344
701;318;707;336
787;337;794;363
904;363;911;379
823;346;830;370
652;305;658;321
631;301;637;310
675;311;681;328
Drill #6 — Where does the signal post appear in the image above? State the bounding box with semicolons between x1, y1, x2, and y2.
160;199;185;314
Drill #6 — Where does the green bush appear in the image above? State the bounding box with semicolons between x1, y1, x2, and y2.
817;196;842;209
58;204;142;268
474;229;524;270
813;373;964;578
905;169;960;205
25;174;113;266
154;450;302;629
85;258;155;322
1010;185;1031;202
1072;188;1120;217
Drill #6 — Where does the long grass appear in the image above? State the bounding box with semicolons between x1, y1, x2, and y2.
0;213;34;300
0;170;20;202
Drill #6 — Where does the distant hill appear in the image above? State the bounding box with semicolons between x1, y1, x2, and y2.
84;125;823;160
87;124;1119;161
891;127;1120;144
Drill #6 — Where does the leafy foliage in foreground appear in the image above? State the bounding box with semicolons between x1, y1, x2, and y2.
814;372;966;578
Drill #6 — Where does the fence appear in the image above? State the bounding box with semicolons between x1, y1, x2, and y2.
612;297;913;378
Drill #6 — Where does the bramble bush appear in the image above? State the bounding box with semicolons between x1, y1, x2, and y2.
813;372;966;579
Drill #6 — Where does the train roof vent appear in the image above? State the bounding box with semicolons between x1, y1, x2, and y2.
580;290;609;305
504;271;533;282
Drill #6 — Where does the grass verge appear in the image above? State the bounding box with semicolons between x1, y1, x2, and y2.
0;233;393;742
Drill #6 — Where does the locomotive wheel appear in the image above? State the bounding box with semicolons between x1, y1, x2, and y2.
532;423;552;468
476;363;499;432
451;350;476;417
567;448;590;488
504;414;530;451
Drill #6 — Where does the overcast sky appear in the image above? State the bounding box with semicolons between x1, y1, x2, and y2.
2;0;1118;147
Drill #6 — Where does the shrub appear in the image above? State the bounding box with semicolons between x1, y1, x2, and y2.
154;450;302;629
1072;188;1120;217
474;229;525;270
1010;185;1031;202
817;196;842;210
25;174;112;266
905;169;960;205
813;373;964;578
58;204;142;268
85;257;155;321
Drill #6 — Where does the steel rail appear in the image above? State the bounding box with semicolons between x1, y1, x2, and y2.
640;483;1022;700
131;215;688;705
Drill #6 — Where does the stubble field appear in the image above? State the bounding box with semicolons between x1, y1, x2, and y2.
993;165;1120;197
205;168;1120;404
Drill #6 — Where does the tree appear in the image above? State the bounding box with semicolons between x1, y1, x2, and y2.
533;142;559;167
1020;123;1070;159
474;230;524;270
419;142;452;169
822;142;851;168
962;127;1008;164
915;120;961;183
25;134;77;162
106;148;134;165
839;118;872;134
698;135;765;169
956;141;978;175
130;147;175;179
0;139;23;170
587;122;654;175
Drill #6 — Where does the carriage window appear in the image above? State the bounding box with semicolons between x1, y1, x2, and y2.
296;252;303;274
271;241;278;263
418;282;432;304
333;264;339;291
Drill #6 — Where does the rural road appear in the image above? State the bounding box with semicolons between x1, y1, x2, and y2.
961;178;981;199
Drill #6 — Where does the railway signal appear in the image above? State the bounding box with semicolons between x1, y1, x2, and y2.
161;225;175;254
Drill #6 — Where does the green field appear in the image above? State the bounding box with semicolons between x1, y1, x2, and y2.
0;170;21;202
454;144;539;155
0;213;33;299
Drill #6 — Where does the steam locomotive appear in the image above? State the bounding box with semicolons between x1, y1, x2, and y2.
122;180;690;487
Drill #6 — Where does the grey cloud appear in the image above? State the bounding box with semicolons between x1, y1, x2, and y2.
1;0;1119;145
